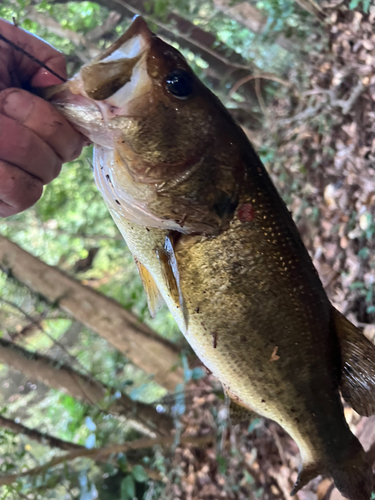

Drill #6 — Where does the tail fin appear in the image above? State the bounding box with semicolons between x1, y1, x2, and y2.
333;307;375;416
330;437;372;500
291;437;372;500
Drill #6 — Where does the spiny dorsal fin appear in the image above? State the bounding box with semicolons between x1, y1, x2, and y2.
135;259;164;318
333;307;375;417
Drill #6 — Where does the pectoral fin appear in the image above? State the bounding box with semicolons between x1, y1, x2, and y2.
135;259;164;318
156;234;187;326
333;307;375;416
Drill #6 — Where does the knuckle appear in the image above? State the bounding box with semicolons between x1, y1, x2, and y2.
0;206;16;217
0;162;43;215
17;132;33;160
18;178;43;210
31;148;61;185
66;137;84;162
51;160;62;181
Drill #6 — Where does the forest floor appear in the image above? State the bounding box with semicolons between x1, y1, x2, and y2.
161;2;375;499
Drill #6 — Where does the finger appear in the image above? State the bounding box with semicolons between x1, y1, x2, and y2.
0;160;43;217
1;88;84;163
0;113;62;185
0;18;67;88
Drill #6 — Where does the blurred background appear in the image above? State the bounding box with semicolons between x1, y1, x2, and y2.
0;0;374;498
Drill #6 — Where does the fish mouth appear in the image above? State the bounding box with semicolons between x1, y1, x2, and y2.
70;16;153;109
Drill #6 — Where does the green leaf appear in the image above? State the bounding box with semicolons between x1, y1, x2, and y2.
120;475;135;500
191;367;206;380
349;0;360;9
243;470;255;484
248;418;262;433
131;464;148;483
22;18;33;30
358;247;369;259
217;456;227;474
363;0;371;12
118;454;128;473
350;281;365;290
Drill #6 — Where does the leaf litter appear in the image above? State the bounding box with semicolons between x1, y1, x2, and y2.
159;2;375;499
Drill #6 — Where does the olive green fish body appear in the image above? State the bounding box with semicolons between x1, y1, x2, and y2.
46;17;375;500
115;144;356;470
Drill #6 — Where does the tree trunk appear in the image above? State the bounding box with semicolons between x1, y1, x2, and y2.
0;235;183;390
0;337;173;434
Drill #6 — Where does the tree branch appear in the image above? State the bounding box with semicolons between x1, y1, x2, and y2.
292;0;326;20
0;414;163;481
0;235;183;391
85;10;122;42
0;414;82;451
24;6;99;61
0;434;213;486
228;72;292;101
2;218;123;241
0;337;173;434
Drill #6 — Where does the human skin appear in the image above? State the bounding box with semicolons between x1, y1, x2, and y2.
0;18;84;217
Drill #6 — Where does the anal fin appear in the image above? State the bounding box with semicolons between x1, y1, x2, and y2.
291;462;322;496
135;259;164;318
223;385;258;424
333;307;375;416
228;400;258;425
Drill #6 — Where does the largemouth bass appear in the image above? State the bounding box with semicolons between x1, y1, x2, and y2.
44;17;375;499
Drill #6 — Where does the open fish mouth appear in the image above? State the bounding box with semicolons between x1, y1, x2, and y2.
79;17;152;102
41;16;157;154
44;15;154;131
69;16;153;114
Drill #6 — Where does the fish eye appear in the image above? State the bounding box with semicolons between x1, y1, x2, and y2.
165;69;193;100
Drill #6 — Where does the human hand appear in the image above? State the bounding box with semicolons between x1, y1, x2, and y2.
0;19;84;217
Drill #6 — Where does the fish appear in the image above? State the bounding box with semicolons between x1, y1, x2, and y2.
43;16;375;499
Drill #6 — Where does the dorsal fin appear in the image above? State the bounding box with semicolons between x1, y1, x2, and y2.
134;259;164;318
333;307;375;416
